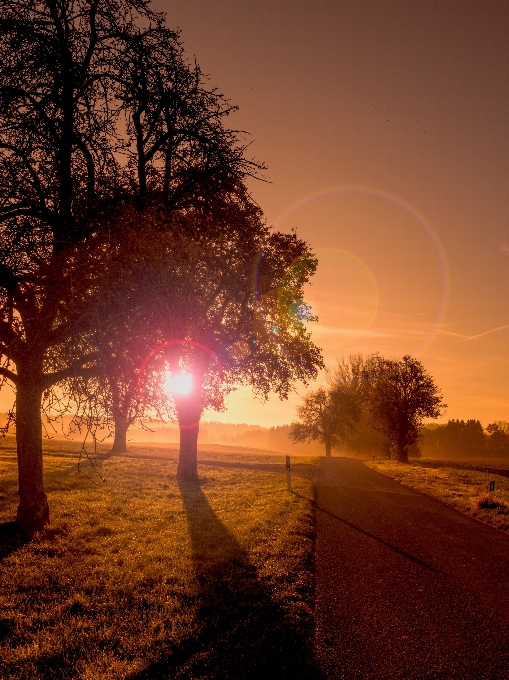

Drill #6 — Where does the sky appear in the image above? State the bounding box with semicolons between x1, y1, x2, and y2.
2;1;506;430
152;0;509;428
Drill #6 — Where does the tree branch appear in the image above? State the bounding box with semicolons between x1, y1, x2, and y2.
0;365;18;386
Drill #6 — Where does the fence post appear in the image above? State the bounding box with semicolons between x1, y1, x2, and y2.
488;480;495;506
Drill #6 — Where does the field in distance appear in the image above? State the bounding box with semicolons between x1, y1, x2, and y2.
0;439;320;679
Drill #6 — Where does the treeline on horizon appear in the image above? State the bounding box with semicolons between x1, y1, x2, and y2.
343;418;509;460
3;412;507;460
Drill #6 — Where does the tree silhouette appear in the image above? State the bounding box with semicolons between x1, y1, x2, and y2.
486;422;509;456
0;0;261;529
289;383;360;457
58;198;323;479
137;222;323;479
423;419;486;458
364;355;446;463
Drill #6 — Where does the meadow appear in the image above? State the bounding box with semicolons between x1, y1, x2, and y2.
366;456;509;532
0;438;319;679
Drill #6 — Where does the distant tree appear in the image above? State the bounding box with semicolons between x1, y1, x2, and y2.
422;419;485;458
494;421;509;435
342;405;387;458
364;355;446;463
289;381;361;457
0;0;261;529
328;354;366;401
486;422;509;456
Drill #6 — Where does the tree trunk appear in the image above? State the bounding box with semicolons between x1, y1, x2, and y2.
176;397;202;479
16;380;49;531
397;442;408;464
177;422;200;479
110;415;128;453
325;439;332;457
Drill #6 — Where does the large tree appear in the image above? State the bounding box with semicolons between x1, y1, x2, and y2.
133;215;324;478
364;355;446;463
0;0;259;529
60;191;266;456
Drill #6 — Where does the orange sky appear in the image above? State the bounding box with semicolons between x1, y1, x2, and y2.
158;0;509;427
4;1;509;430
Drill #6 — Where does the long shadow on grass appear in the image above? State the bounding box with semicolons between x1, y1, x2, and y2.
0;521;30;561
131;478;321;680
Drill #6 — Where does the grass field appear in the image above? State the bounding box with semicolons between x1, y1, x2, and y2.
0;438;320;679
365;457;509;532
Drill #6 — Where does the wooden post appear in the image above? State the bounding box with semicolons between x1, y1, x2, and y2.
286;455;292;492
488;480;495;506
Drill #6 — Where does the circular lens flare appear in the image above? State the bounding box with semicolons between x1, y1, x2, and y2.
304;247;379;348
164;370;193;396
264;185;450;356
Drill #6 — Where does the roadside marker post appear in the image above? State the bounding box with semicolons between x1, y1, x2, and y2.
488;480;495;506
286;455;292;492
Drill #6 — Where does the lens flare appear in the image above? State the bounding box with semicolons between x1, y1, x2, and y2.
164;370;193;396
262;185;450;356
304;247;379;348
137;339;224;409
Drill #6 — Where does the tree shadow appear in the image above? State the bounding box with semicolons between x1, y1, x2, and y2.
197;459;318;480
130;478;321;679
0;521;31;561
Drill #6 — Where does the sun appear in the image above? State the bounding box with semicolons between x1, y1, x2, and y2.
164;370;193;396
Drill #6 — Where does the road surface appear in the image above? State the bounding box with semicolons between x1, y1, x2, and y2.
315;457;509;679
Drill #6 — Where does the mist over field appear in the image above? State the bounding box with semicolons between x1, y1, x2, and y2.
0;414;324;456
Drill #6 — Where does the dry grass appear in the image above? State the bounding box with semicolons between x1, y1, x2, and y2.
0;437;320;679
365;457;509;532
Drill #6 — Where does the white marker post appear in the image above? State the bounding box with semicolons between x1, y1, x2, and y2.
286;455;292;492
488;480;495;506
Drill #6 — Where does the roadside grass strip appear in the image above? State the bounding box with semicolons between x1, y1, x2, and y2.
0;440;319;679
365;458;509;532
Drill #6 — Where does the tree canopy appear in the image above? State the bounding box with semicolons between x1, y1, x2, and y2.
364;354;446;463
0;0;263;528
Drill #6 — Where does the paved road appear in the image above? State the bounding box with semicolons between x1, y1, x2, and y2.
314;457;509;680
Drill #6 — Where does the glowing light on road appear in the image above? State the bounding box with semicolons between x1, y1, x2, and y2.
165;370;193;396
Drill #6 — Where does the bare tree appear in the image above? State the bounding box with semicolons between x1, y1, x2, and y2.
0;0;261;529
289;385;360;457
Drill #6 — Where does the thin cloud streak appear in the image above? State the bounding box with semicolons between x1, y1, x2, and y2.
463;323;509;341
311;325;389;337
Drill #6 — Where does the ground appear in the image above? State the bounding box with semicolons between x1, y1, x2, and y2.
0;438;319;679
